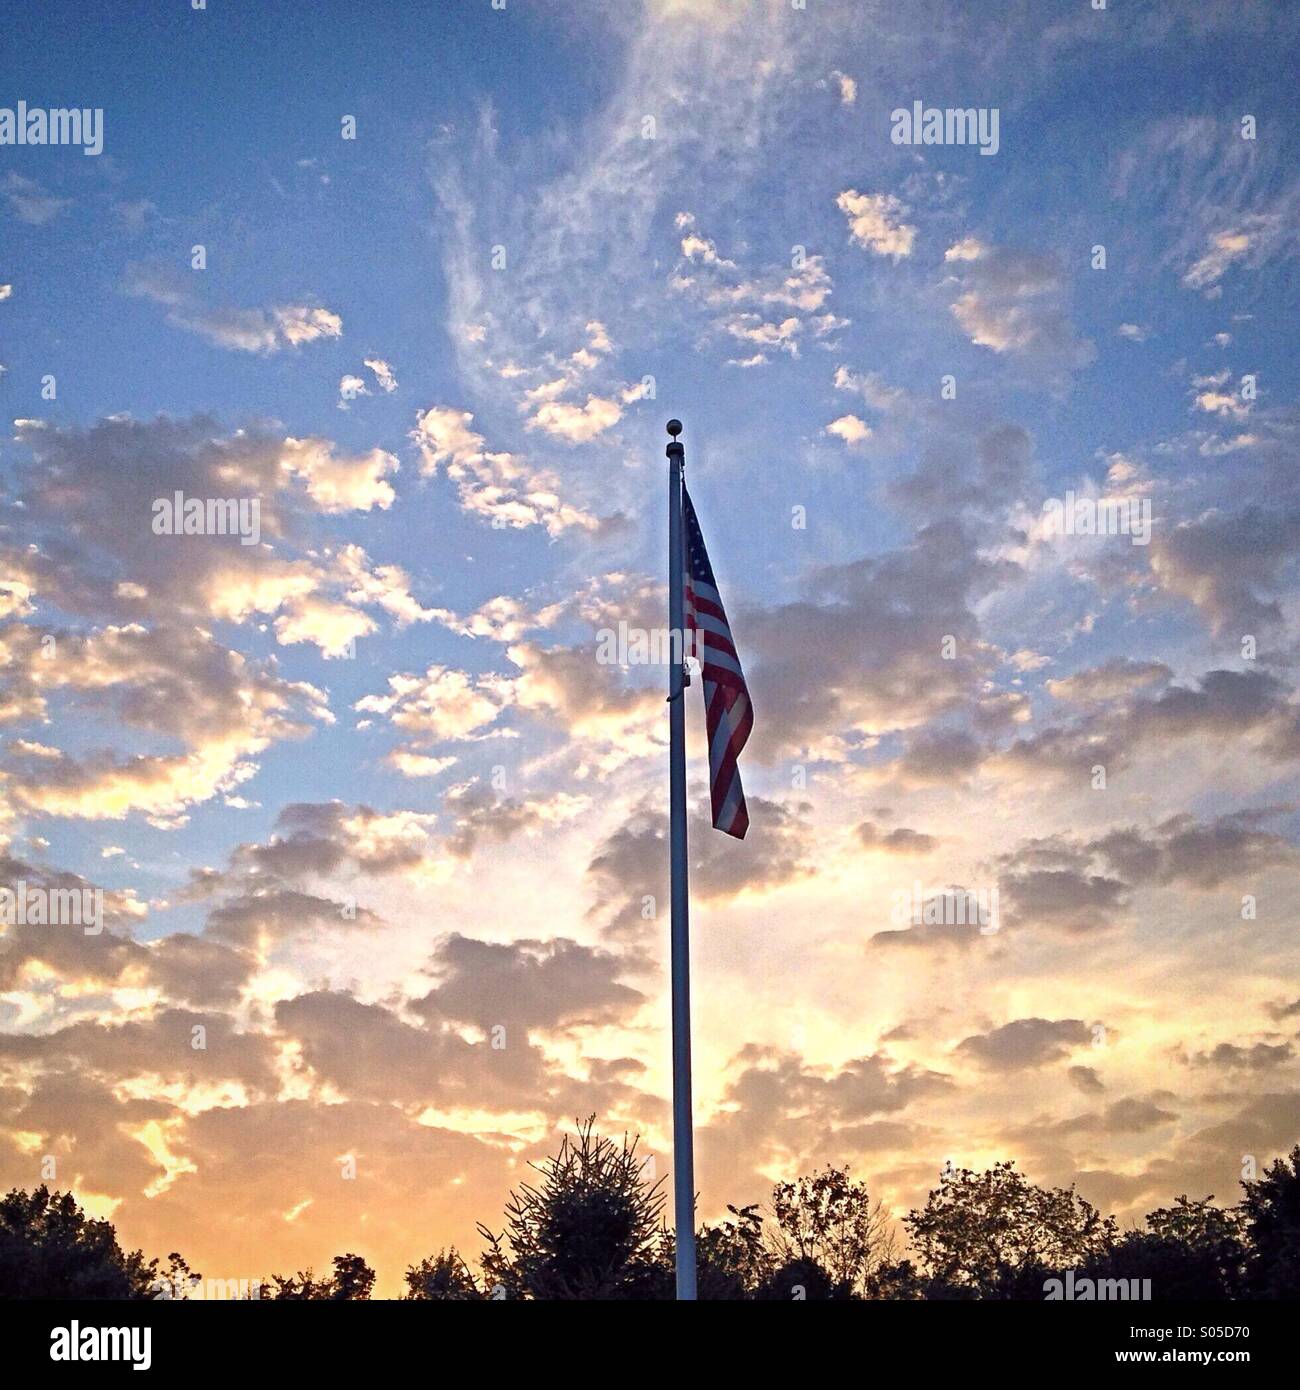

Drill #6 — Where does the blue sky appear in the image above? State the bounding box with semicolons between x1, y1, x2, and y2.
2;0;1300;1290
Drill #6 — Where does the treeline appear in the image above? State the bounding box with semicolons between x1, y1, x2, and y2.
2;1120;1298;1300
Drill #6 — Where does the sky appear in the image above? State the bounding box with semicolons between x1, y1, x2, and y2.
2;0;1299;1295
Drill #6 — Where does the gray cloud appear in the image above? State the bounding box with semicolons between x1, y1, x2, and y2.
414;932;644;1033
944;239;1095;376
955;1017;1096;1071
1150;505;1300;635
1091;810;1295;891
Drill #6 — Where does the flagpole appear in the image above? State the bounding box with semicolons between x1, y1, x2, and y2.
665;417;697;1300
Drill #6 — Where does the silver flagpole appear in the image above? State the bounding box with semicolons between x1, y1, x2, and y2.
665;418;697;1300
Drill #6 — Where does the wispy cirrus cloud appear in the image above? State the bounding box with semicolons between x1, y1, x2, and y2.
123;263;342;353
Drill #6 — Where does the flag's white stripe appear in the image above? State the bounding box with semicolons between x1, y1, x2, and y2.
700;646;745;680
693;612;734;643
708;690;749;778
688;578;722;608
715;758;745;821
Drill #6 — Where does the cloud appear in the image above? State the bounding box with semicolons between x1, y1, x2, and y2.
272;991;547;1106
1149;505;1300;633
1114;117;1300;295
1090;810;1296;891
833;365;908;414
741;521;1012;760
836;191;916;259
698;1045;950;1198
0;1009;282;1097
1;415;424;657
1188;1041;1293;1071
1;624;329;822
889;422;1034;521
955;1018;1096;1071
587;797;815;940
1046;659;1172;704
363;357;398;392
337;360;397;409
997;841;1131;934
525;394;623;443
356;665;515;743
440;779;588;858
1069;1066;1106;1096
671;217;843;365
273;596;376;658
505;640;663;771
431;0;819;412
123;265;341;354
1184;229;1257;289
279;438;399;513
411;406;602;534
337;374;368;408
857;821;937;854
826;414;871;446
1048;1097;1178;1136
3;173;69;225
830;71;857;105
385;751;457;780
185;802;446;906
1193;387;1250;420
944;238;1094;372
991;668;1300;786
273;305;343;346
414;933;643;1033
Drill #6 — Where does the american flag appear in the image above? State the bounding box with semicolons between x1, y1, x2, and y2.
682;485;753;839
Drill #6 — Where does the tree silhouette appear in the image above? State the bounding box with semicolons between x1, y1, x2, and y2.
403;1249;483;1301
4;1131;1299;1300
0;1185;178;1300
268;1252;376;1300
904;1161;1117;1298
764;1166;895;1297
476;1116;670;1299
1081;1195;1246;1300
1239;1145;1300;1298
695;1204;771;1299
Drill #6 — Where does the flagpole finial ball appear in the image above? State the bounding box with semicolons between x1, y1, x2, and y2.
666;419;682;439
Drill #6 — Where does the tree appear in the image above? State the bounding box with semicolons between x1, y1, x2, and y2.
695;1204;772;1300
1239;1145;1300;1299
904;1162;1116;1298
764;1166;894;1297
404;1249;483;1301
1081;1196;1245;1300
268;1252;375;1300
478;1117;670;1299
760;1255;851;1301
0;1185;170;1300
331;1252;376;1300
861;1258;929;1300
